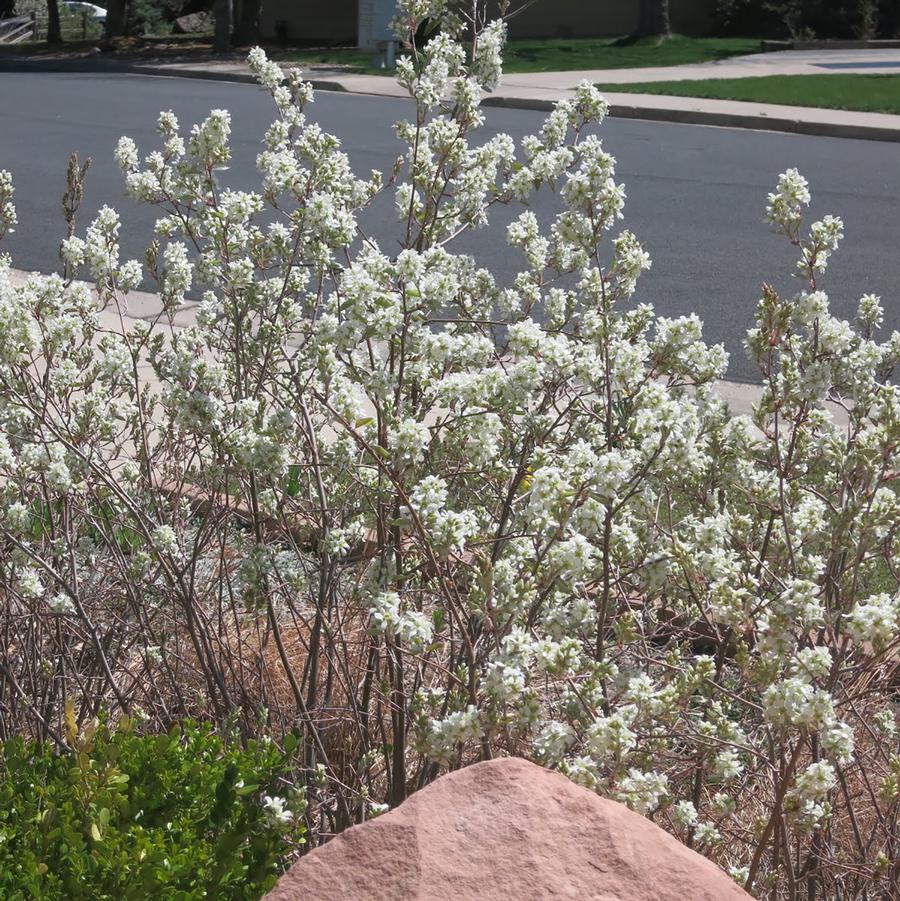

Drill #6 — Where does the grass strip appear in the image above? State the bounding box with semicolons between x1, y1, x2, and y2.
596;73;900;115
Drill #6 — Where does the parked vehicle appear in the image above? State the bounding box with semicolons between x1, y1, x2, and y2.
63;1;106;23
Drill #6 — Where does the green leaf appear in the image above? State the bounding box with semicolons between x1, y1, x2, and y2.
285;463;302;498
283;731;299;756
90;822;101;842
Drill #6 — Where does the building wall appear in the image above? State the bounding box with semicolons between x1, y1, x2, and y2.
496;0;637;38
671;0;718;37
260;0;358;43
258;0;718;43
497;0;717;39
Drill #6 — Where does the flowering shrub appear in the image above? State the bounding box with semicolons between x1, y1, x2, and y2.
1;2;899;897
0;715;305;898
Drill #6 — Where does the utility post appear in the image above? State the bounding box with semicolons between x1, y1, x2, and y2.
358;0;397;68
213;0;232;52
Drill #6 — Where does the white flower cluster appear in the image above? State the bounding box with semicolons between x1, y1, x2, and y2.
367;591;434;654
408;476;477;554
422;706;481;765
616;768;668;815
261;794;293;826
0;169;17;240
390;418;431;467
1;22;898;895
48;592;76;615
845;593;899;651
470;19;506;91
787;761;836;831
766;167;810;232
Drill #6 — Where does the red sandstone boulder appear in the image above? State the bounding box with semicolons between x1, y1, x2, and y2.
267;757;751;901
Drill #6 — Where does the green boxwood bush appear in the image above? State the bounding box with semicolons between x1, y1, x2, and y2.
0;712;305;900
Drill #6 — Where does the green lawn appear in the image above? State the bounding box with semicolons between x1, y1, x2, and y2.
0;33;206;56
502;35;760;73
269;46;376;69
274;35;761;75
1;32;762;77
596;74;900;114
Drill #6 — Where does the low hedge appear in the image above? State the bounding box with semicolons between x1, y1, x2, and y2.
0;713;305;899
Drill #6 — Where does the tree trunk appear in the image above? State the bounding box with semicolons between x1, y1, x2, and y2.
634;0;671;38
213;0;233;52
105;0;127;38
46;0;62;43
234;0;261;45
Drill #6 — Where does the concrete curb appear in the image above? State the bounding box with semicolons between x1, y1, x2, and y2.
792;38;900;50
0;56;352;91
616;107;900;143
761;38;900;50
0;55;250;80
3;56;900;143
483;95;900;142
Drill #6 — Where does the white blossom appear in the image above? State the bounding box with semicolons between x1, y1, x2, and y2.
262;794;292;826
48;592;76;615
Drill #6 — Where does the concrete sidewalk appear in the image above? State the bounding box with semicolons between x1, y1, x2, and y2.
3;47;900;142
501;47;900;88
4;267;769;419
8;267;858;429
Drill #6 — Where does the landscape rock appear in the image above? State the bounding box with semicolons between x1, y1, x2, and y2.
173;12;213;34
267;756;751;901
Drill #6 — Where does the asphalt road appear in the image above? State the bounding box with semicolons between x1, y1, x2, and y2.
1;71;899;383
